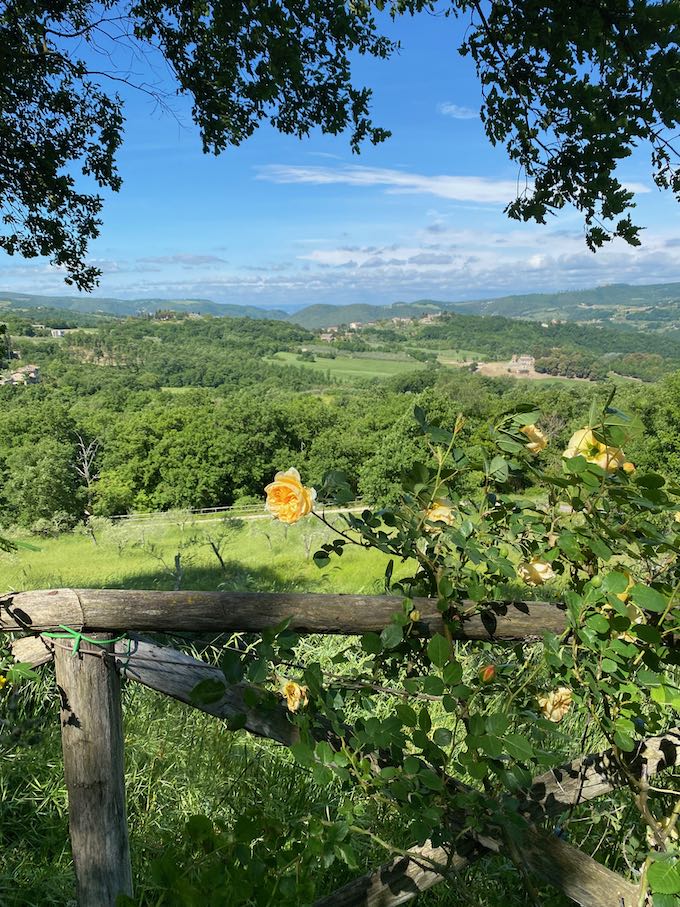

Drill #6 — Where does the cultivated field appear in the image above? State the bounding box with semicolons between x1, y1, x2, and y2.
266;351;428;380
475;360;590;382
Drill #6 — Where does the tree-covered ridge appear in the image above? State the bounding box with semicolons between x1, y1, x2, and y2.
0;291;288;320
444;282;680;326
416;311;680;360
33;316;317;391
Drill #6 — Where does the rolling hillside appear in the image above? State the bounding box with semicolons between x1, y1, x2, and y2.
0;292;287;320
3;281;680;331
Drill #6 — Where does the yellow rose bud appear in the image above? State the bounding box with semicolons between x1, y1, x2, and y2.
519;423;548;454
615;571;634;603
537;687;572;722
408;609;421;622
517;558;556;586
264;468;316;524
425;503;455;531
674;511;680;524
0;675;7;691
562;427;625;473
281;681;309;713
622;461;635;474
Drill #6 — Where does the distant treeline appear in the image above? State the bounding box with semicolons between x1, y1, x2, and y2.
418;311;680;361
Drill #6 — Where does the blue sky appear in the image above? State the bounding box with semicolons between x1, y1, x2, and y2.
2;9;679;308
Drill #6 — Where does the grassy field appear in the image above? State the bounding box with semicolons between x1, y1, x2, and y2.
0;514;398;594
0;518;609;906
265;350;427;381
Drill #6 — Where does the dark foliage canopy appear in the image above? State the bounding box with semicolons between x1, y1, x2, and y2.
1;0;678;287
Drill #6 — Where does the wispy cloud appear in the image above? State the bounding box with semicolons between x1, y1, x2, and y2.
137;253;227;268
438;102;478;120
258;164;525;205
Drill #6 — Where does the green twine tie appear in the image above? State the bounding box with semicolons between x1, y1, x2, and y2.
42;625;128;656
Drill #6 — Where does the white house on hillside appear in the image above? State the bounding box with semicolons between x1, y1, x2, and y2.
508;354;535;374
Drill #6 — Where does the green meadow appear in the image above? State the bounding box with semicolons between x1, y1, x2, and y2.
265;350;428;381
0;514;401;594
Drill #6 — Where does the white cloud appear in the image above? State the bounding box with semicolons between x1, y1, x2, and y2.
1;223;678;310
438;102;478;120
257;164;525;205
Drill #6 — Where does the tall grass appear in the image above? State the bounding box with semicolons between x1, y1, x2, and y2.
0;514;402;594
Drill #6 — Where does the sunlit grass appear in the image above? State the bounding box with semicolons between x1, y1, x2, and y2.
0;514;404;594
264;350;427;381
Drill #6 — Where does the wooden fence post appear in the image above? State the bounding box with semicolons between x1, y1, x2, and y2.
54;634;133;906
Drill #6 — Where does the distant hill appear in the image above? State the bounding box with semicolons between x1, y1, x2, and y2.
442;282;680;328
0;292;287;320
2;281;680;331
284;300;443;329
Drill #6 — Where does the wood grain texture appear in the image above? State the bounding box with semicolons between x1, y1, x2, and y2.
315;828;640;907
523;728;680;821
313;842;472;907
54;635;133;907
0;588;568;638
10;633;54;667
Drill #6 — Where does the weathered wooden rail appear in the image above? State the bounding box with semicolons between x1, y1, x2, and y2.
0;587;569;637
2;588;677;907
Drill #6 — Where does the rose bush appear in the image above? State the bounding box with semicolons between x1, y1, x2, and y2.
160;398;679;905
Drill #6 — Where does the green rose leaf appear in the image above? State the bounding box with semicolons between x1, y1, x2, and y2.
427;633;451;668
504;733;535;762
380;623;403;649
648;858;680;895
631;584;668;613
361;632;383;655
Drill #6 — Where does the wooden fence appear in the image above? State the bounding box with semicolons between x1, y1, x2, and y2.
1;588;678;907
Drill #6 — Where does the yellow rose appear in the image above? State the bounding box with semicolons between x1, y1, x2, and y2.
517;558;556;586
622;461;635;474
408;609;421;622
0;675;7;691
674;511;680;524
563;427;625;472
538;687;572;722
603;591;645;641
425;503;455;531
282;681;309;713
265;468;316;524
616;601;645;641
520;423;548;454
